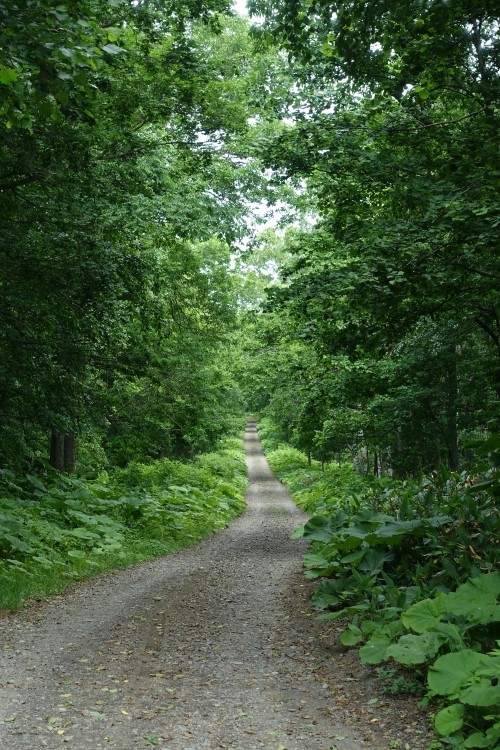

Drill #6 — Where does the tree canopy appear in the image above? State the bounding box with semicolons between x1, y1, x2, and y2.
1;0;499;480
237;0;500;476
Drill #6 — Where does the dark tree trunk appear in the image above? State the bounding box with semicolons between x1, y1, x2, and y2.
446;349;459;471
50;430;65;471
50;430;77;473
63;433;77;473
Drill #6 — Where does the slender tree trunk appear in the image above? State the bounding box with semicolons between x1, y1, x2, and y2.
446;347;459;471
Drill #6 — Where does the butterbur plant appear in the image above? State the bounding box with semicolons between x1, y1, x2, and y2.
289;450;499;749
430;647;500;748
358;573;500;749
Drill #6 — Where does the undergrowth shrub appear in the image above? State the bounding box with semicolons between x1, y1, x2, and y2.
263;421;500;750
0;435;247;609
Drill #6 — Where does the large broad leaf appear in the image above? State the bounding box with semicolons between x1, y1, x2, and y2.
432;621;466;651
356;510;394;525
402;596;447;633
428;650;491;697
427;514;453;528
303;551;333;569
434;704;465;736
3;533;34;553
302;511;349;541
291;524;306;539
335;535;364;551
386;632;442;665
340;548;366;564
65;527;100;541
340;624;363;646
304;568;329;580
359;620;403;664
341;523;371;539
359;634;393;664
445;573;500;625
464;725;500;748
365;519;425;545
302;515;335;542
460;676;500;707
311;579;342;609
311;590;340;610
358;548;394;574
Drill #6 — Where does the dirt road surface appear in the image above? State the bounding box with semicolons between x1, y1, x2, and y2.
0;422;391;750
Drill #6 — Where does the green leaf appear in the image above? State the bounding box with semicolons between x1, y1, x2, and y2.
0;67;18;85
340;548;365;564
386;632;441;666
303;551;332;569
359;633;392;664
402;596;446;633
3;534;33;553
464;725;500;748
428;650;491;697
301;515;335;541
26;474;47;492
434;703;465;736
311;581;340;609
445;573;500;625
317;604;369;621
358;548;394;574
460;668;500;707
340;625;363;646
100;43;124;55
67;549;86;559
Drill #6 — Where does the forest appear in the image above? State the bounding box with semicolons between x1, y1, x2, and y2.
0;1;499;748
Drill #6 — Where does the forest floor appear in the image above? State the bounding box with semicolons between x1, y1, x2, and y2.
0;423;434;750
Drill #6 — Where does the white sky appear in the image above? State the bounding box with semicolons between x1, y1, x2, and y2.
232;0;248;15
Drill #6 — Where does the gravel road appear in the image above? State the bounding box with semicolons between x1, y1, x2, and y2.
0;422;382;750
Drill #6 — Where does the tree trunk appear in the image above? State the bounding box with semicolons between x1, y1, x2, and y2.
50;430;77;473
50;430;65;471
446;348;459;471
63;433;77;474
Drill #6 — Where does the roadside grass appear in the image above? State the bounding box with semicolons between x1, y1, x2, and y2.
0;435;247;611
0;518;235;611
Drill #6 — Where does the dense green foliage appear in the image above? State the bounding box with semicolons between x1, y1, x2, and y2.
241;9;500;743
262;419;499;749
240;0;500;477
0;3;273;606
0;433;246;609
1;2;500;744
0;2;282;473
